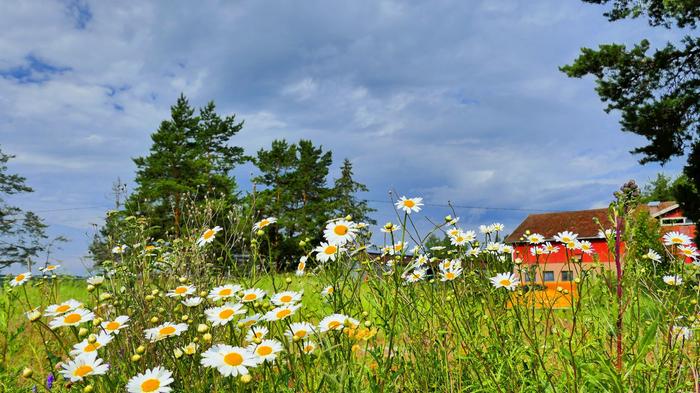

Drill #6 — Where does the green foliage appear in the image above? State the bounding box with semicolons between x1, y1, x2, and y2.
331;159;376;225
0;147;50;269
629;209;667;272
563;0;700;243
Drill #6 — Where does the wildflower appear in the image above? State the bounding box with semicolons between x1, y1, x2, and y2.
205;303;246;326
430;245;446;251
486;242;502;252
86;276;104;286
449;231;470;246
679;245;699;259
271;291;302;306
296;256;307;276
238;314;260;329
248;339;283;362
196;226;222;247
245;326;269;342
182;342;198;356
577;240;594;254
286;322;316;340
319;314;359;332
526;233;545;244
207;284;241;302
671;325;692;341
253;217;277;231
126;366;174;393
301;340;317;354
182;297;204;307
239;288;266;303
321;286;334;297
384;242;406;256
101;315;130;335
663;275;682;286
380;223;400;233
446;216;460;225
144;322;188;342
40;264;60;273
543;242;559;254
9;272;31;287
112;245;128;254
644;249;662;263
405;266;427;283
489;273;520;291
25;308;42;322
598;229;614;239
395;196;423;214
60;352;109;382
663;231;692;246
167;285;195;298
324;220;357;245
45;299;82;316
201;344;260;377
49;309;95;329
467;247;480;257
70;333;113;356
530;246;545;256
314;242;344;263
554;231;578;244
263;304;301;322
492;223;504;232
440;266;463;281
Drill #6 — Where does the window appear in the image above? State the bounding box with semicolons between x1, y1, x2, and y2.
561;271;574;281
543;271;554;282
661;217;688;226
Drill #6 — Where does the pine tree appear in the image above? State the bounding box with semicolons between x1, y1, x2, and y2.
332;159;376;224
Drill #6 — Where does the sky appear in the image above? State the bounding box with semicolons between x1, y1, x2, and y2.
0;0;687;275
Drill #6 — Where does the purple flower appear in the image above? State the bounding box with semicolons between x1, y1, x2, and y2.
46;373;55;389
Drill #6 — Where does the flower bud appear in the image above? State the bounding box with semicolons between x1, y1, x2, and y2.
87;334;97;344
150;316;159;324
83;385;94;393
136;345;146;354
197;324;209;333
131;354;141;362
174;348;183;358
179;276;187;283
22;367;33;378
256;230;264;236
86;285;95;292
181;315;189;322
241;374;252;383
203;333;212;342
199;291;207;297
285;277;292;284
145;294;155;302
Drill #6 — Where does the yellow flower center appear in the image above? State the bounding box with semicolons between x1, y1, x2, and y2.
106;321;120;331
74;365;93;377
175;286;188;294
15;274;25;282
84;342;101;352
224;352;243;366
46;265;56;270
672;237;682;244
295;330;307;338
276;309;292;319
328;321;341;329
334;225;348;235
141;378;161;392
297;262;305;271
324;245;337;255
219;309;235;319
56;304;71;313
446;272;455;280
304;345;314;352
219;288;232;296
279;295;293;303
499;279;511;287
258;219;269;228
257;346;273;356
243;293;257;301
159;326;176;336
202;229;216;240
403;200;415;208
64;313;81;324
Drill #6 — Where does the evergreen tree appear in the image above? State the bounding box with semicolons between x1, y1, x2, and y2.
0;147;49;269
126;95;245;236
332;159;376;224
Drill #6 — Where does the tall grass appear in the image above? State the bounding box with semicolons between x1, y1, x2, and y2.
0;197;697;392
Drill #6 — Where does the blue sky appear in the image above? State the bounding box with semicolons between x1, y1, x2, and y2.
0;0;686;275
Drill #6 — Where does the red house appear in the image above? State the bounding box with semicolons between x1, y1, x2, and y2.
505;201;696;284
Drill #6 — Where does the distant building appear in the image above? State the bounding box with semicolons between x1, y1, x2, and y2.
505;201;696;284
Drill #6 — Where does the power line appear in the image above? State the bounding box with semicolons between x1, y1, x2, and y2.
365;199;556;213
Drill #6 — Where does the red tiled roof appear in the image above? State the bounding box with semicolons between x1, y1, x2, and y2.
640;201;678;217
505;208;611;244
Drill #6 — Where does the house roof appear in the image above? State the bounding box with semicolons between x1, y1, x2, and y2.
505;208;611;244
642;201;679;218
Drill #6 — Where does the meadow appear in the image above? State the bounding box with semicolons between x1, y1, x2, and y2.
0;196;698;392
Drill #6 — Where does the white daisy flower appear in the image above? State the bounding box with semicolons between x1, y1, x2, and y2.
526;233;545;244
380;223;400;233
248;339;283;362
9;272;31;287
201;344;260;377
663;231;692;246
49;309;95;329
314;242;344;263
554;231;578;244
489;272;520;291
663;275;682;286
208;284;242;302
263;304;301;322
321;286;334;297
238;314;261;329
679;245;699;258
45;299;82;316
239;288;266;303
60;352;109;382
404;266;427;283
319;314;359;332
439;266;463;281
196;226;222;247
577;240;594;254
492;223;504;232
112;245;128;254
301;340;317;354
86;276;105;286
205;303;246;326
70;332;113;357
644;249;662;262
245;325;269;342
271;291;302;306
285;322;316;340
296;256;307;277
324;219;357;246
144;322;188;342
126;366;174;393
101;315;130;335
395;196;423;214
40;264;61;273
253;217;277;231
166;285;195;298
